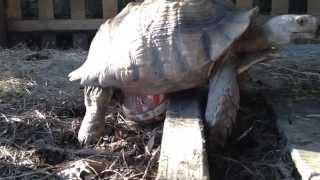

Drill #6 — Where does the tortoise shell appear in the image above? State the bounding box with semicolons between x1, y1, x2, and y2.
69;0;257;95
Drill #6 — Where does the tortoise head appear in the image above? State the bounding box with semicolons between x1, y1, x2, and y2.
263;15;320;45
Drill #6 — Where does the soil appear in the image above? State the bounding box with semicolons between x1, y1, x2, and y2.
1;44;319;179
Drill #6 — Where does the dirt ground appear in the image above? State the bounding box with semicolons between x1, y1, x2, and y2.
1;45;319;179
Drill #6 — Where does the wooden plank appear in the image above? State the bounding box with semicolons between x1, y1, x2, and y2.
70;0;86;50
271;0;288;14
38;0;54;19
38;0;55;48
71;0;86;19
269;98;320;180
7;0;21;19
236;0;253;10
245;46;320;180
7;19;104;32
157;90;209;180
308;0;320;15
102;0;118;19
0;0;6;47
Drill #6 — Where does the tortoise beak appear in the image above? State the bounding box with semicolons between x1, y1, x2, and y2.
300;16;320;43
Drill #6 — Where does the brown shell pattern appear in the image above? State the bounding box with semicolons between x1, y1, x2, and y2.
69;0;256;95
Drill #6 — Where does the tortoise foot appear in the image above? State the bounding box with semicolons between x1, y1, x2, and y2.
78;86;113;146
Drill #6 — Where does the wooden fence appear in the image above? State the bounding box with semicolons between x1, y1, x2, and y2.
1;0;320;48
2;0;117;48
236;0;320;15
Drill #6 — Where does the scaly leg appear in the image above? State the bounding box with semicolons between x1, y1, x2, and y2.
78;86;113;146
205;59;240;149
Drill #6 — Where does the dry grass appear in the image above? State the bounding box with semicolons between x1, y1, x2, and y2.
209;92;299;180
0;46;162;179
1;44;319;179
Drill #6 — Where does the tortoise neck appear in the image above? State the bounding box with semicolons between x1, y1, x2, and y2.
234;23;271;54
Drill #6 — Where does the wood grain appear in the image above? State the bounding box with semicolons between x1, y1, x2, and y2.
71;0;86;19
7;0;21;19
271;99;320;180
102;0;118;19
157;90;209;180
7;19;104;32
39;0;54;19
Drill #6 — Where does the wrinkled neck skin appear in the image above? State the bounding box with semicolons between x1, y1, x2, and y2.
233;21;279;73
233;22;272;55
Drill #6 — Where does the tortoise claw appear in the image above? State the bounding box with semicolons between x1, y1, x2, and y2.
77;86;113;146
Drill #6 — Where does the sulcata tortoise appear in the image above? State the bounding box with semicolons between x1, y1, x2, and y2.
69;0;320;145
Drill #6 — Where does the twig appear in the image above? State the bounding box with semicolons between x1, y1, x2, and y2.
142;147;160;180
101;169;126;180
0;167;56;180
211;154;255;176
30;144;129;157
108;157;119;170
121;149;129;169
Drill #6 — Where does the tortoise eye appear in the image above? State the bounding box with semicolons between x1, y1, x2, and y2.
296;17;306;26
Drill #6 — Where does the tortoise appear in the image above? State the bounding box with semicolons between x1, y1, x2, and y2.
69;0;320;145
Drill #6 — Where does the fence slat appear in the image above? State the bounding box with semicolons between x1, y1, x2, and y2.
236;0;253;10
308;0;320;15
71;0;88;49
38;0;55;48
38;0;54;19
271;0;288;14
102;0;117;19
7;0;21;19
0;0;6;47
71;0;86;19
8;19;105;32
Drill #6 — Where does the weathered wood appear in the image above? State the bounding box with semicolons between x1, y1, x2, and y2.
71;0;86;19
236;0;253;10
269;98;320;180
7;19;104;32
0;0;6;47
38;0;54;19
245;45;320;180
102;0;118;19
38;0;55;48
157;90;209;180
70;0;87;49
7;0;21;19
308;0;320;15
271;0;288;14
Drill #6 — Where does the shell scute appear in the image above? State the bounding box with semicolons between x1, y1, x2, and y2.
69;0;257;94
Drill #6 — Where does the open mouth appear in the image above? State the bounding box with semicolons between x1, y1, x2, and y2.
291;31;320;44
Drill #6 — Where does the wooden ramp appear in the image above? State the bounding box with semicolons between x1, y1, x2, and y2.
269;98;320;180
157;90;209;180
244;44;320;180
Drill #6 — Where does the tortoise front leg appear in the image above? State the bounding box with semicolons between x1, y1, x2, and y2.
78;86;113;146
205;59;240;149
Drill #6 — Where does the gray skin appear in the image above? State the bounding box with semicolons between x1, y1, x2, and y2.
69;0;320;146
